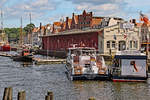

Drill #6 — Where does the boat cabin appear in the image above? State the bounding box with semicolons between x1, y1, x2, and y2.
111;50;148;82
66;47;109;80
21;49;30;56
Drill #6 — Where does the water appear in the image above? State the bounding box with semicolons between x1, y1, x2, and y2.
0;56;150;100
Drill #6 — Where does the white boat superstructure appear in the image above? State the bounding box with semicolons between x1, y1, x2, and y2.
111;50;148;82
66;47;109;80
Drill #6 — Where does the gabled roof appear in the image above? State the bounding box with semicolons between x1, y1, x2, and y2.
74;15;78;24
68;19;72;29
91;18;102;27
53;22;62;26
32;28;39;33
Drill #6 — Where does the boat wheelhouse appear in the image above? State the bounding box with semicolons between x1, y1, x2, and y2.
111;50;148;82
65;47;109;80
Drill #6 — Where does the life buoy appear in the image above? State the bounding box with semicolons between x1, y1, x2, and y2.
74;66;82;75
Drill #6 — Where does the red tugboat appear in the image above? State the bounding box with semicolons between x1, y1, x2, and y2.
12;49;33;62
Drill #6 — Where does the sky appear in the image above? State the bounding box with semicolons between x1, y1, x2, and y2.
1;0;150;28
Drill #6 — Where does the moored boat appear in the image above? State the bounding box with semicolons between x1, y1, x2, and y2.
111;50;148;82
65;47;110;80
12;49;33;62
0;42;11;51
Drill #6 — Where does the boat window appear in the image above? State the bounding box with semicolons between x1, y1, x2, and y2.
114;59;119;67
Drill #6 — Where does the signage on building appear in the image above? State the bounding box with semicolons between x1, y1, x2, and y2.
122;23;134;29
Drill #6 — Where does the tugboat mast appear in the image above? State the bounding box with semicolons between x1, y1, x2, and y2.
20;17;23;46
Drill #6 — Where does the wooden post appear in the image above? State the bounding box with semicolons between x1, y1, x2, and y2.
8;87;13;100
47;91;53;100
22;91;26;100
88;97;96;100
18;92;22;100
18;91;26;100
3;87;9;100
45;95;50;100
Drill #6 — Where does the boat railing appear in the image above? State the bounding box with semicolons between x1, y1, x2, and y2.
112;67;121;75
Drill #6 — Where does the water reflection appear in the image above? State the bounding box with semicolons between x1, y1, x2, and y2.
0;56;150;100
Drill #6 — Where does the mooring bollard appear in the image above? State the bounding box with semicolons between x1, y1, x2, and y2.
18;91;26;100
22;91;26;100
47;91;54;100
88;97;96;100
3;87;9;100
8;87;13;100
45;95;50;100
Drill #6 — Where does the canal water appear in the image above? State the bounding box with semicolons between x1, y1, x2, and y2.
0;56;150;100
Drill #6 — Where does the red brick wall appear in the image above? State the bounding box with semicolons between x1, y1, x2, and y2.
42;32;98;51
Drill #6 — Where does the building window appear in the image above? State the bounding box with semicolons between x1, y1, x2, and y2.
107;41;110;48
112;41;116;48
130;41;132;48
100;41;102;48
119;41;126;51
130;40;138;49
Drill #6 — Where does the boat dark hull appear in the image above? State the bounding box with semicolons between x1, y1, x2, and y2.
71;74;110;80
112;76;148;82
12;56;33;62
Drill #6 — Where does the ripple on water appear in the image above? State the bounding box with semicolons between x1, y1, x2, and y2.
0;56;150;100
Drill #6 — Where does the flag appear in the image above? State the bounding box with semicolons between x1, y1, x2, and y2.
140;11;149;24
124;34;127;39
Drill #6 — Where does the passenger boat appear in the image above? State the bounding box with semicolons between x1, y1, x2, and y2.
12;49;33;62
111;50;148;82
65;47;109;80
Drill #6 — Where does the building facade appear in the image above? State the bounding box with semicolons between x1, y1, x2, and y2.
41;17;140;55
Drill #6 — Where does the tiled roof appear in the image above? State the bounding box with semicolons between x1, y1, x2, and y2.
91;18;102;27
32;28;38;32
53;22;62;26
68;19;72;29
136;23;143;27
74;15;78;24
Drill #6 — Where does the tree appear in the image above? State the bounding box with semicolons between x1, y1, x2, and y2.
24;23;35;34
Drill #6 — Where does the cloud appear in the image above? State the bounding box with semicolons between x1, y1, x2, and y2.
65;0;124;5
66;0;128;18
0;0;8;5
4;0;57;20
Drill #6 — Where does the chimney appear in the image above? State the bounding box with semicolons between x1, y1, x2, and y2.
90;12;92;16
52;24;55;33
72;13;74;17
40;22;42;30
130;19;136;24
66;17;69;30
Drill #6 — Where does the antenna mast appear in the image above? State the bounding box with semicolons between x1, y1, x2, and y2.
1;9;3;30
20;17;23;46
29;13;31;24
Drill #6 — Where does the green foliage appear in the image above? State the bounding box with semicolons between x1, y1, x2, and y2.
4;28;20;38
4;23;35;39
24;23;35;34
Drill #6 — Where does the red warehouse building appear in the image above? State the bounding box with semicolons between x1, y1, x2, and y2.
41;29;102;52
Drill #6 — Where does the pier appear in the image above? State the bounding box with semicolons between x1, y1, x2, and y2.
33;58;66;65
0;52;66;64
